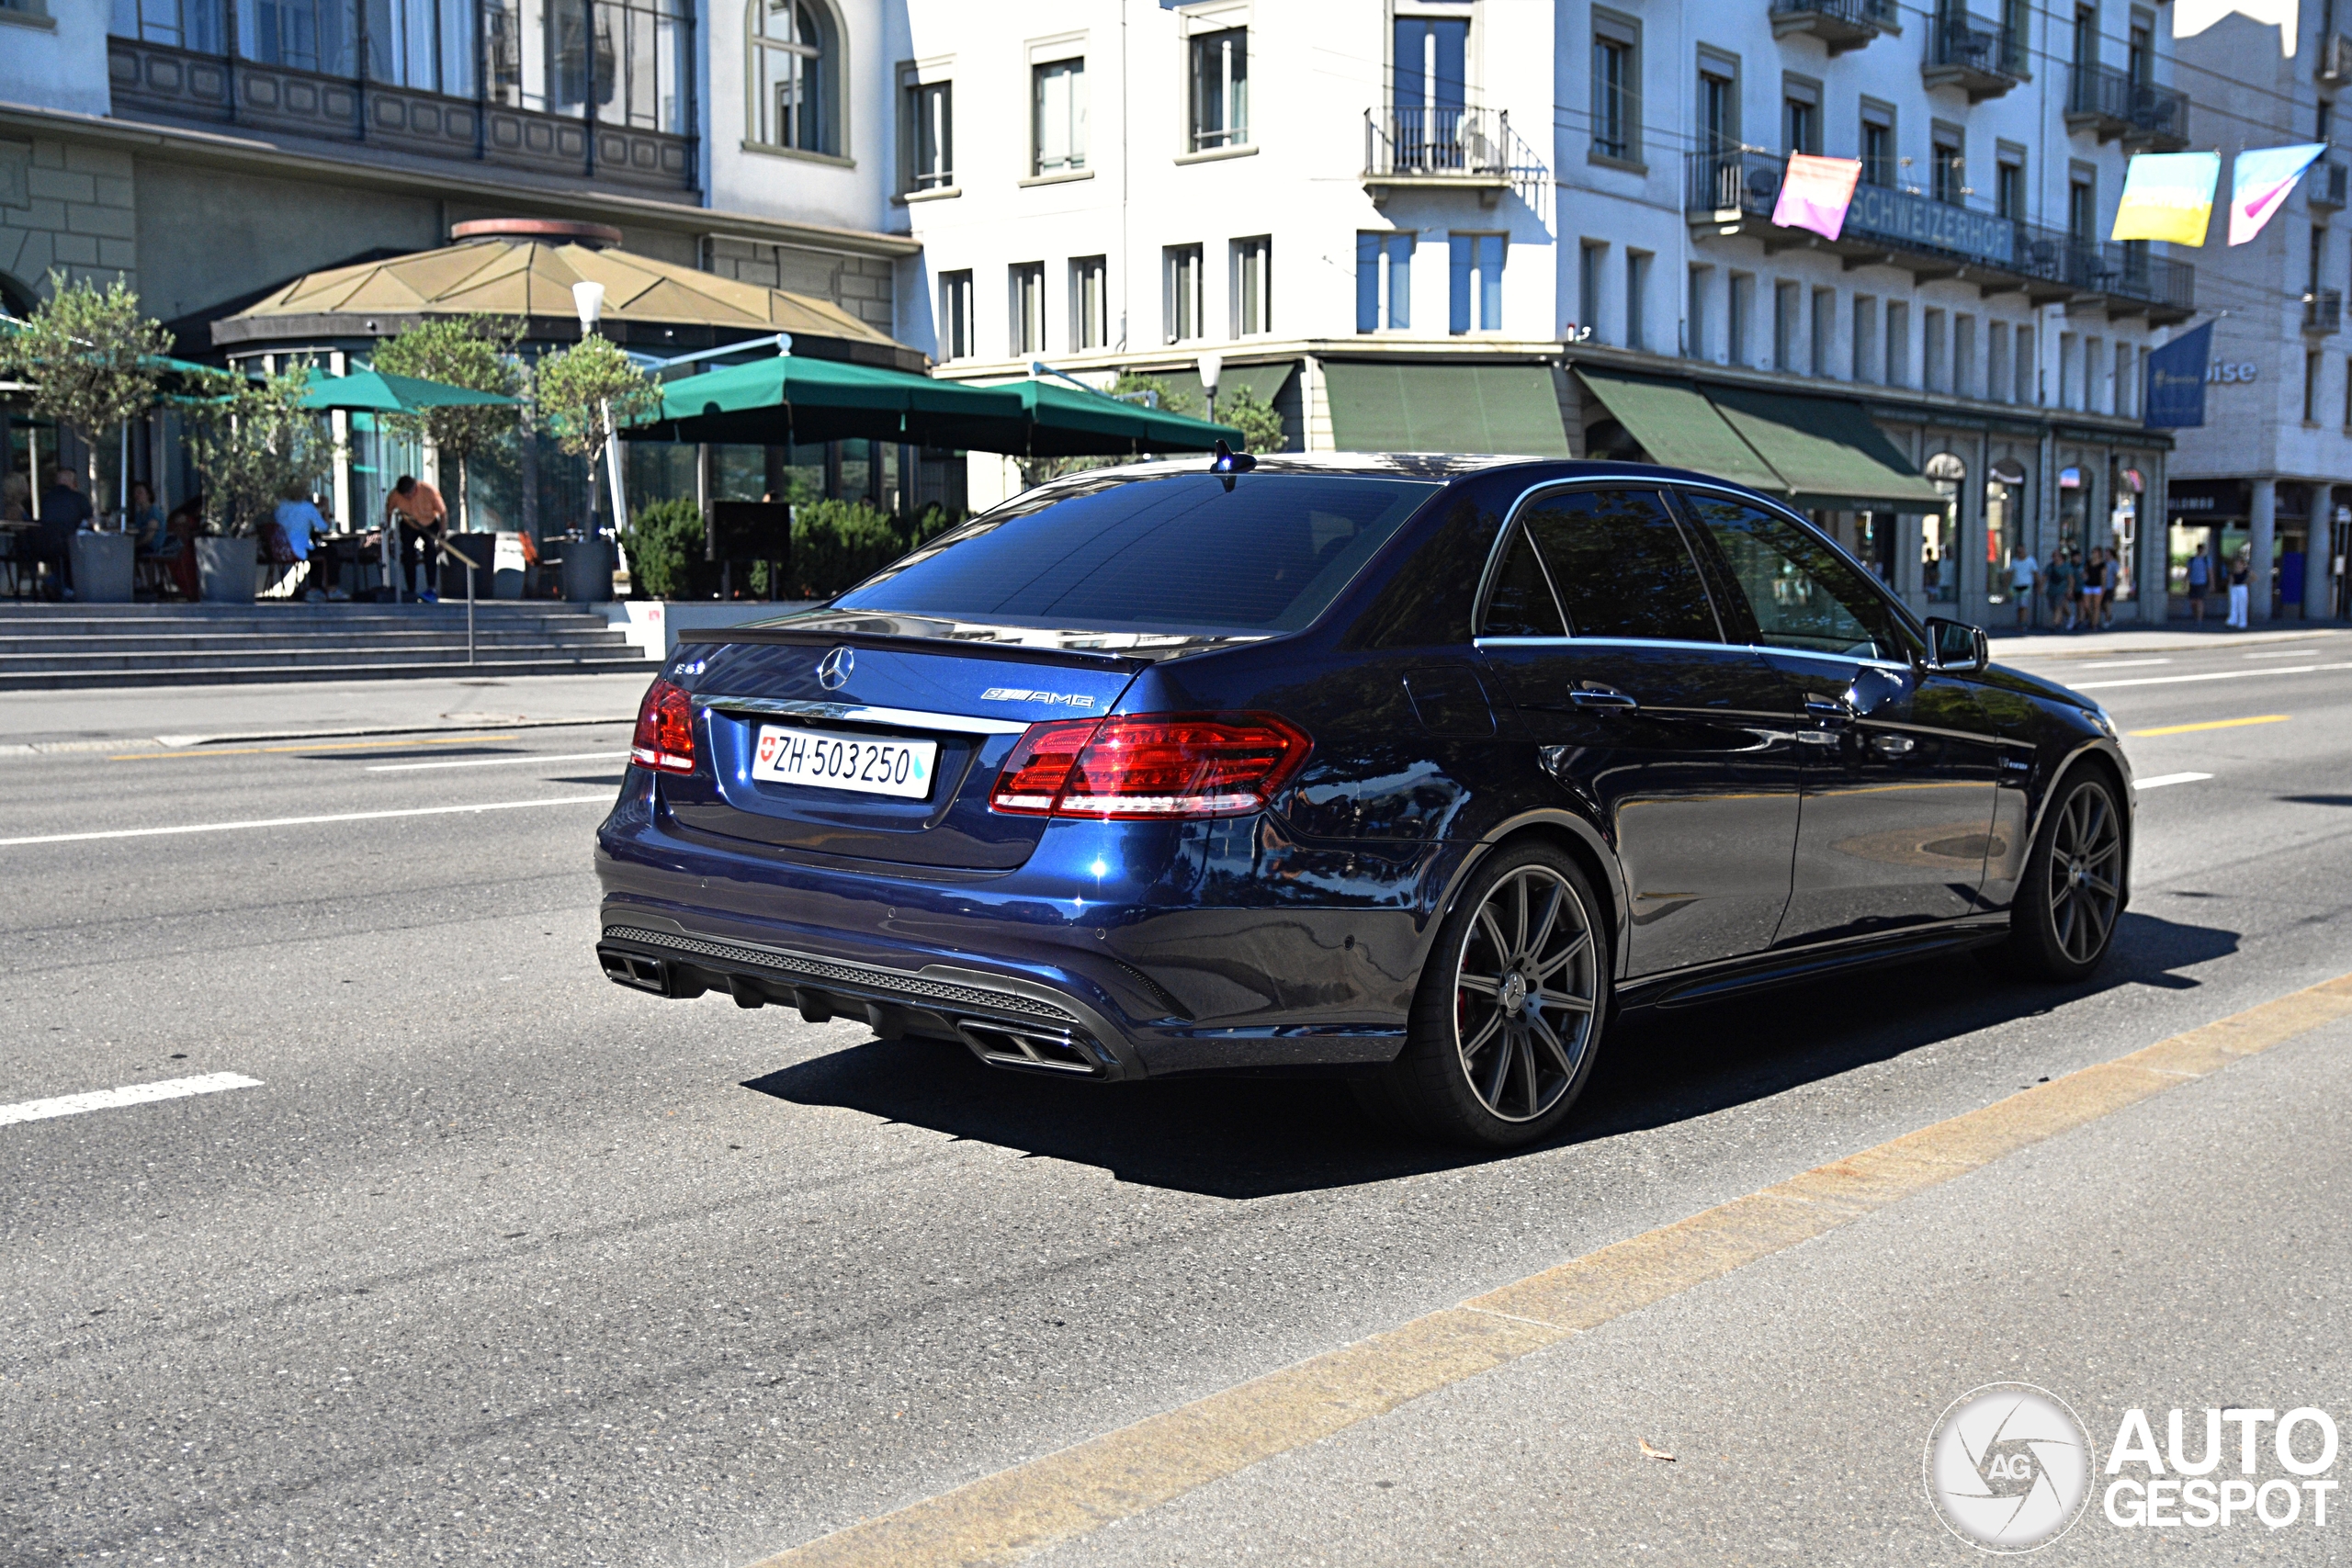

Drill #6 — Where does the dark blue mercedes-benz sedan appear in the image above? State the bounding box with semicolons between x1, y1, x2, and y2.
594;454;2132;1147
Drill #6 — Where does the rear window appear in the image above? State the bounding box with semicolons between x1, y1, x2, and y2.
833;473;1441;634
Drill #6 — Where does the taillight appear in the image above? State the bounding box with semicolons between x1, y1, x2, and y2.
989;713;1311;819
630;677;695;773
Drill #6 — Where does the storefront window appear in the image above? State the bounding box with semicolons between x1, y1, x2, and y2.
1923;453;1964;604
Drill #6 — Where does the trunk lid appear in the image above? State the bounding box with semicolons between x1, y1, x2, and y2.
666;623;1163;870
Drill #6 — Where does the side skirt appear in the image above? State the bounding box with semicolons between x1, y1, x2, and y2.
1615;919;2012;1012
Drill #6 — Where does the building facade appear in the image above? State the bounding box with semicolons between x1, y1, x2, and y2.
888;0;2192;626
0;0;921;526
2167;0;2352;622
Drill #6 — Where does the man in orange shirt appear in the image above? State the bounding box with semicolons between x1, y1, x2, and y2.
383;474;447;603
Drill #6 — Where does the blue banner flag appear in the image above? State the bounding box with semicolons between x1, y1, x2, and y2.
2144;322;2212;428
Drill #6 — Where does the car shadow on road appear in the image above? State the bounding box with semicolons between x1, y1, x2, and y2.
739;909;2238;1201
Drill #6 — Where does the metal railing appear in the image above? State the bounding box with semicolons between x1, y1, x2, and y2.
2064;63;2189;142
1928;15;2025;76
1364;104;1511;178
1685;148;2194;314
2313;160;2350;209
2307;288;2344;335
1769;0;1897;30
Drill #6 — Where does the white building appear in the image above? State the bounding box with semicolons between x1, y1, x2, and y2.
888;0;2196;626
2167;0;2351;622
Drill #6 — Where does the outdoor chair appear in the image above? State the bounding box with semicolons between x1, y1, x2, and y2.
256;523;304;601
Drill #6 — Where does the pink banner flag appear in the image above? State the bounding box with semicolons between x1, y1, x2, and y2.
1772;154;1864;242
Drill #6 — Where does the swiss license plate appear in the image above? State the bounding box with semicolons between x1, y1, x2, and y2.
751;724;938;800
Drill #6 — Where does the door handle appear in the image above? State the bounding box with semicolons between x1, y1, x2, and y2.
1568;683;1640;712
1804;696;1854;728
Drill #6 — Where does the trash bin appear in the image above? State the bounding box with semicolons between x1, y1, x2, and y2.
70;531;135;604
562;536;615;604
443;531;497;601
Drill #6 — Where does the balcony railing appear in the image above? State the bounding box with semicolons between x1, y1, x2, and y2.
1923;16;2025;100
2306;288;2343;335
107;35;696;194
1363;105;1547;205
2321;31;2352;85
1769;0;1897;54
1687;148;2194;321
2312;159;2350;211
2064;63;2189;149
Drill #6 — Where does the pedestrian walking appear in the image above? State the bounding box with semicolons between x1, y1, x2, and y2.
2043;549;2070;629
2081;547;2108;631
2227;552;2251;628
2186;543;2211;624
2010;548;2040;629
383;475;446;603
1922;549;1942;600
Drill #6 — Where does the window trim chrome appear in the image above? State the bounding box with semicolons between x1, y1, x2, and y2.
700;695;1033;736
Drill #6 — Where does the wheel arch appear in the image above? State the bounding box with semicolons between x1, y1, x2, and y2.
1424;808;1631;982
2029;739;2135;910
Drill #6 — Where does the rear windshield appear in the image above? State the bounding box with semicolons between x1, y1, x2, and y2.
832;473;1441;634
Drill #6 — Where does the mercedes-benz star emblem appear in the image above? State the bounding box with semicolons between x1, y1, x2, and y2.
816;647;854;691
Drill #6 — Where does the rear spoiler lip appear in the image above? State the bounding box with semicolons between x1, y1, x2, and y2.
677;624;1266;671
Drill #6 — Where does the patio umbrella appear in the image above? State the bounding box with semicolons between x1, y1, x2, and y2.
627;355;1027;448
297;367;519;413
988;378;1243;457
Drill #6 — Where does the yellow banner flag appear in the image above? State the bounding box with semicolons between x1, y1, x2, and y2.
2111;152;2222;245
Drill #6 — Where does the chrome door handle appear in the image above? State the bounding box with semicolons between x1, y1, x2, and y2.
1568;684;1640;712
1804;696;1854;728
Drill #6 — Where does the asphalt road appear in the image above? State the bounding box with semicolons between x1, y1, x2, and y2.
3;631;2348;1566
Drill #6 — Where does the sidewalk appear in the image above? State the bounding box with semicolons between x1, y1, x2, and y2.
0;671;650;751
1987;618;2347;660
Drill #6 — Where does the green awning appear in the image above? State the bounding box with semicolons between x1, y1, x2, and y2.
989;378;1243;457
629;355;1028;447
1573;368;1788;497
1706;387;1949;513
299;368;519;413
1151;360;1297;416
1323;362;1571;456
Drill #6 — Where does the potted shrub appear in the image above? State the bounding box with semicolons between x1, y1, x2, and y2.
184;363;332;602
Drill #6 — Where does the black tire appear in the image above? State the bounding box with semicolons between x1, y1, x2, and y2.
1354;843;1610;1148
2003;769;2126;981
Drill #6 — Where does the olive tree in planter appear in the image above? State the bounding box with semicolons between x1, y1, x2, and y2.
0;274;172;601
370;315;523;533
183;362;333;601
532;336;658;602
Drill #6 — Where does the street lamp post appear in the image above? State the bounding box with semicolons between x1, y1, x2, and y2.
1197;350;1223;422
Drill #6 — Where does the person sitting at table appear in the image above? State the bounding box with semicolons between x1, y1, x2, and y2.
273;487;329;603
128;481;169;556
384;474;446;603
30;466;92;600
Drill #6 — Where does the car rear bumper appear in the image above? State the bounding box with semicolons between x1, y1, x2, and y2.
594;786;1427;1080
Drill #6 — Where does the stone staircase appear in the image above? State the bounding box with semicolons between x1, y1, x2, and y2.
0;603;662;690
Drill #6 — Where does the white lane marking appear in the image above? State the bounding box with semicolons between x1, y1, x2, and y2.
0;1072;263;1126
2134;773;2214;791
2075;661;2352;691
2244;650;2306;659
0;795;613;849
366;750;627;773
2072;658;2174;670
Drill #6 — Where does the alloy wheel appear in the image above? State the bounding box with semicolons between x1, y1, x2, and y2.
2046;782;2122;966
1452;864;1598;1122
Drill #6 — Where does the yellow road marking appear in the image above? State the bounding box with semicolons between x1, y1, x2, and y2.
107;734;515;762
2127;714;2291;738
755;970;2352;1568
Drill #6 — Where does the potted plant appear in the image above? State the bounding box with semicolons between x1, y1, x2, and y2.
183;363;332;602
533;333;658;604
0;272;169;604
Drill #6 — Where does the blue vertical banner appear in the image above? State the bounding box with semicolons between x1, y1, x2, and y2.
2144;322;2213;428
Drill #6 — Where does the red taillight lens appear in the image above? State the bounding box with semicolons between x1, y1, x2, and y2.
989;713;1311;819
630;678;695;773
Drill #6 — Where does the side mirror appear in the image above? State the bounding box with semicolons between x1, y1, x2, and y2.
1925;616;1989;672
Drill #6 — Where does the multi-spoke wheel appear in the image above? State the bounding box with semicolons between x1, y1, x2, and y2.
1355;844;1609;1147
2001;772;2126;980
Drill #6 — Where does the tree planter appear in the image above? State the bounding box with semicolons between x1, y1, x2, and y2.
196;536;258;603
562;537;616;604
69;532;135;604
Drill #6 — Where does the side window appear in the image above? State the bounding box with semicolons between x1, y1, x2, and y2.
1679;494;1911;661
1481;527;1566;637
1520;488;1721;643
